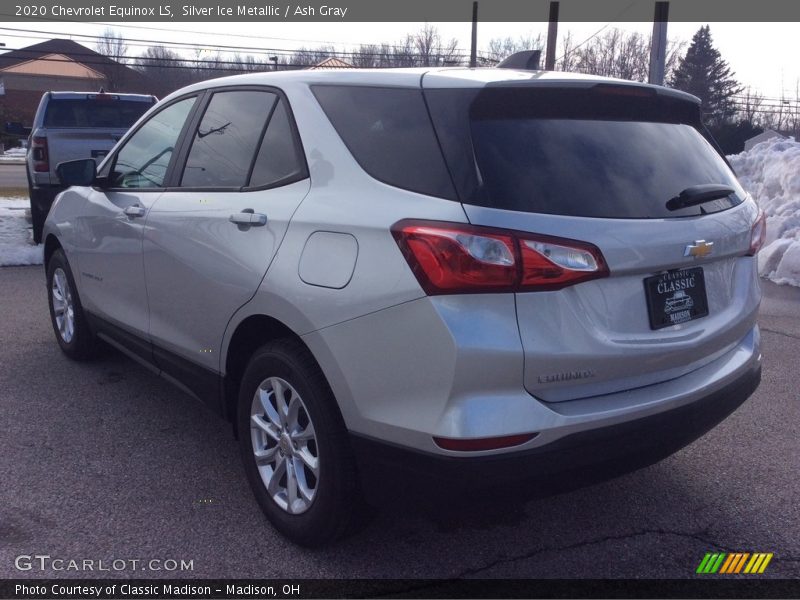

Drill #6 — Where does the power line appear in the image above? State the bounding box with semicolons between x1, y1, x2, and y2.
0;25;484;60
0;23;489;60
555;0;640;63
0;46;470;71
0;12;475;53
91;21;461;53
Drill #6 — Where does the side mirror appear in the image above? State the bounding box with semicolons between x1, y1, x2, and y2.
56;158;97;187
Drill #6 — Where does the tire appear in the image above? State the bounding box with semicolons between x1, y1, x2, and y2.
26;172;45;245
46;249;96;360
237;339;360;547
30;200;45;245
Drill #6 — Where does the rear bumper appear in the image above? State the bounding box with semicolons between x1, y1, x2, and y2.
351;360;761;503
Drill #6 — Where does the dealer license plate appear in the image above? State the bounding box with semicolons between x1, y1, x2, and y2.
644;267;709;330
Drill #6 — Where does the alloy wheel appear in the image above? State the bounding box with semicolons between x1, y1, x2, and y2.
250;377;319;514
51;267;75;343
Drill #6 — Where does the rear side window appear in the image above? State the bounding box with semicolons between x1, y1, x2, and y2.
312;86;456;200
249;99;306;188
425;87;745;218
181;90;277;188
44;98;151;128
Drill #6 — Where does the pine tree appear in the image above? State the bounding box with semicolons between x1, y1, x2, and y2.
669;25;742;126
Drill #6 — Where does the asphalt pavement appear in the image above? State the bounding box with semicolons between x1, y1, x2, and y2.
0;164;27;189
0;265;798;580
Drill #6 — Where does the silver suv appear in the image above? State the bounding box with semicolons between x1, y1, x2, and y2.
42;68;764;546
26;90;156;242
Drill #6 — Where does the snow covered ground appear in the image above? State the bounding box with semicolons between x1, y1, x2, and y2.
0;197;43;266
0;148;27;163
729;137;800;288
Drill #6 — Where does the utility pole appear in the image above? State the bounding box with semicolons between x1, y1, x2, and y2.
648;1;669;85
470;1;478;68
544;1;559;71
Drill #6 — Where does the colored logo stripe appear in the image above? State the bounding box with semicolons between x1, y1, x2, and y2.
720;553;751;573
697;553;726;573
697;552;773;574
744;553;774;574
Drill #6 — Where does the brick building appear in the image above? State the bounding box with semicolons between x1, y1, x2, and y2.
0;39;152;126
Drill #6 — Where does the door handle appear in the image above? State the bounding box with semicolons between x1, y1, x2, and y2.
229;210;267;227
123;205;146;218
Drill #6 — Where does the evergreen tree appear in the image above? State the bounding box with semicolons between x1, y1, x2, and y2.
669;25;742;126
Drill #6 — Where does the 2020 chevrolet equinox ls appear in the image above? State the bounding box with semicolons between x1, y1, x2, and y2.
43;68;763;546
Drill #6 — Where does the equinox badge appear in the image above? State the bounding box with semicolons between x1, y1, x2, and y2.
684;240;714;259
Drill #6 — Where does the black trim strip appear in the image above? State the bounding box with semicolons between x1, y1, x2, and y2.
152;344;222;412
86;312;224;417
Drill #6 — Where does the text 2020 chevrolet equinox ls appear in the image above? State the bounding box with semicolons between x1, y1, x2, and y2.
43;68;763;546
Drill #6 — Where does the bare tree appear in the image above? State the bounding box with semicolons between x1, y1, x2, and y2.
558;28;684;83
94;28;130;91
409;24;461;66
95;28;128;62
484;33;544;65
135;46;191;95
557;31;579;72
284;45;339;68
231;53;267;73
737;86;764;125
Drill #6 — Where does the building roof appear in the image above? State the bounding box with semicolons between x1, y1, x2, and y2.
744;129;785;151
1;53;105;79
0;39;151;90
308;57;356;70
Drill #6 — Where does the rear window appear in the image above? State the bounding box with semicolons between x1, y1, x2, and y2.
312;86;456;200
425;87;745;219
44;98;151;129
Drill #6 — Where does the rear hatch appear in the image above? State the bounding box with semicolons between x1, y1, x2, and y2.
42;94;153;182
424;79;761;402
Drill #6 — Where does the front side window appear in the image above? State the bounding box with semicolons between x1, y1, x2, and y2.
181;90;276;188
111;96;196;189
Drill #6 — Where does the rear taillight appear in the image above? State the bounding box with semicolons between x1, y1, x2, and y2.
748;211;766;256
391;220;609;294
32;136;49;173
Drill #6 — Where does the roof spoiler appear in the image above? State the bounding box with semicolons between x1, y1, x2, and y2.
497;50;542;71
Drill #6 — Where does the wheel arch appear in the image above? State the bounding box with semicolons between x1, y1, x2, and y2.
43;234;63;269
223;314;324;436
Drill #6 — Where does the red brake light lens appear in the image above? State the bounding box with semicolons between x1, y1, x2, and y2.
32;136;49;172
748;211;766;256
392;220;609;294
393;223;517;294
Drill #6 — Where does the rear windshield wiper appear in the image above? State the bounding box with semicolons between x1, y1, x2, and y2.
666;184;735;211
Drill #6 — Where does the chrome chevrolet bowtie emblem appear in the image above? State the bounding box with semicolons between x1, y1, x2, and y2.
684;240;714;259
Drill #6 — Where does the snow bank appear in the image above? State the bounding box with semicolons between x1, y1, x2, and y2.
728;137;800;287
0;197;43;266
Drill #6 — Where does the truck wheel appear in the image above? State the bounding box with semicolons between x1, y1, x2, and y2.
26;172;45;245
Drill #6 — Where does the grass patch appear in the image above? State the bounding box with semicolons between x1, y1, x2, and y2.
0;187;29;199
